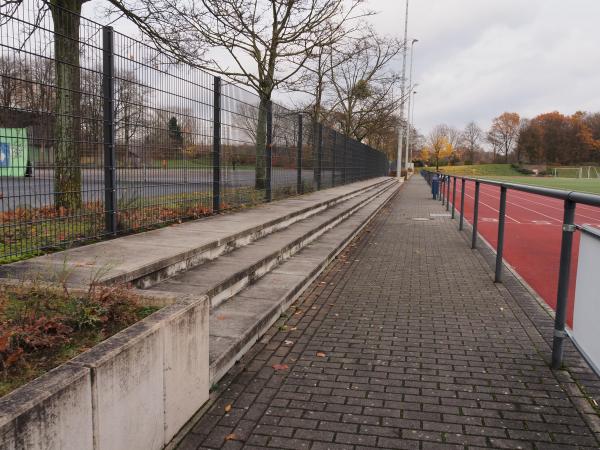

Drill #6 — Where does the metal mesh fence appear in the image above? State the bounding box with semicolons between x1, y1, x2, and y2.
0;2;389;261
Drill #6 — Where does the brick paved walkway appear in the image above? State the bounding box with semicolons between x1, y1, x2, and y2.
178;176;600;450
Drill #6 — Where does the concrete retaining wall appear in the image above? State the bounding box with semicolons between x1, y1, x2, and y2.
0;295;209;450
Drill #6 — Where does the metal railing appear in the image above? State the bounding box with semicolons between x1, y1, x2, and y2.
421;170;600;369
0;3;389;260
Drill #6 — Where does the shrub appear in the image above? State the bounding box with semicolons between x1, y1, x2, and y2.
0;282;156;395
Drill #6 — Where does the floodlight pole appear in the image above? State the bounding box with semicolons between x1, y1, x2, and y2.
404;39;418;177
396;0;409;180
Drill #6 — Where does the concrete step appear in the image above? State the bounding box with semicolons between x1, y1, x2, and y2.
0;178;393;289
207;183;399;383
144;180;397;309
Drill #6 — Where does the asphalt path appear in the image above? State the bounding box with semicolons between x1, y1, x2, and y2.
0;168;336;211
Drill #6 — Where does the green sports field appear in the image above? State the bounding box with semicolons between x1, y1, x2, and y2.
481;176;600;195
430;164;600;195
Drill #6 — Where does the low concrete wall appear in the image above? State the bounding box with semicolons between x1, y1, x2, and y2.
0;295;209;450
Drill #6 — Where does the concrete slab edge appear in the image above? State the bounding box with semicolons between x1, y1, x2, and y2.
206;182;399;309
0;294;211;450
102;178;394;287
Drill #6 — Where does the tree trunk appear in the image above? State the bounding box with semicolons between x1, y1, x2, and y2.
254;96;268;190
50;0;84;210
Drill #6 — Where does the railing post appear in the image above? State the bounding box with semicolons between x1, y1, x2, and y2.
440;175;445;203
472;181;480;249
444;176;449;205
102;26;117;235
459;178;466;230
316;123;323;190
495;186;507;282
265;100;273;202
451;177;457;218
551;199;577;369
443;176;447;203
297;114;303;194
212;76;221;212
332;131;337;187
446;177;450;211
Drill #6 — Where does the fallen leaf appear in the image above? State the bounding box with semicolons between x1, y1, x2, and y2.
316;352;326;357
224;433;237;441
284;340;294;345
272;364;289;371
224;404;232;413
289;327;298;331
216;315;227;320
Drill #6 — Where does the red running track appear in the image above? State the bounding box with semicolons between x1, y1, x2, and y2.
448;179;600;328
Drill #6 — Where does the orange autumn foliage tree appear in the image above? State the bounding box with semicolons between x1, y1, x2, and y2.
422;125;454;169
516;111;600;164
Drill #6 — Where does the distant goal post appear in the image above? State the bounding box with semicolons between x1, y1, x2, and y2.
551;166;600;179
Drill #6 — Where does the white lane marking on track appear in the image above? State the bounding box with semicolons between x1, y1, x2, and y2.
470;187;560;223
483;186;600;223
462;192;522;224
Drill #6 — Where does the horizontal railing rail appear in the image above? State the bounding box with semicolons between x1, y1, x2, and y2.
421;169;600;370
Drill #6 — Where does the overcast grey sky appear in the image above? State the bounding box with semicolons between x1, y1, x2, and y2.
88;0;600;136
370;0;600;134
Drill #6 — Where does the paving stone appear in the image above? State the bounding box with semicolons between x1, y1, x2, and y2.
176;177;600;449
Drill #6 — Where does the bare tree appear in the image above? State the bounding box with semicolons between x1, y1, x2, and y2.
0;56;20;108
114;71;151;164
461;121;483;163
327;28;402;142
488;112;520;163
109;0;365;189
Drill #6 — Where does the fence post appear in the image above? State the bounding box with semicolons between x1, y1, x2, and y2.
551;199;576;369
451;177;457;218
297;114;303;194
317;123;323;190
495;186;507;282
332;131;337;187
102;26;117;235
212;76;221;212
459;178;466;230
472;181;480;249
342;135;347;185
265;100;273;202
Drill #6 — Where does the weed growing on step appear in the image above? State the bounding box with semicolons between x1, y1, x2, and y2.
0;281;158;396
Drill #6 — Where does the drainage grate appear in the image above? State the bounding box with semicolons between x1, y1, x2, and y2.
412;217;431;221
430;213;451;218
